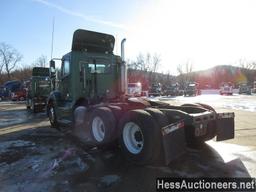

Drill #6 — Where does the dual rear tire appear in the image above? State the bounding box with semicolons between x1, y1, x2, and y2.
89;107;116;145
89;107;165;165
118;109;165;165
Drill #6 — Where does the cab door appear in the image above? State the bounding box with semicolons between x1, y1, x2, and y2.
79;60;92;99
58;56;72;120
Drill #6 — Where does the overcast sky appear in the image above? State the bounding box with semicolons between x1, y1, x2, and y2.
1;0;256;74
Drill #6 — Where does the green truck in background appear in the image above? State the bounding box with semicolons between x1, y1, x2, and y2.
26;67;51;112
238;83;251;95
184;82;201;96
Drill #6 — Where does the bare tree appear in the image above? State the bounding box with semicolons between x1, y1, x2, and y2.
177;64;183;75
177;61;193;74
185;60;193;82
0;57;4;80
177;64;185;88
185;61;193;73
33;55;47;67
176;61;194;88
145;52;151;71
136;53;145;70
239;58;256;70
250;62;256;70
0;42;22;80
152;53;161;73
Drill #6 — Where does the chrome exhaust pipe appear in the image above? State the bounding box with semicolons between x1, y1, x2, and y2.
121;38;126;61
120;38;127;94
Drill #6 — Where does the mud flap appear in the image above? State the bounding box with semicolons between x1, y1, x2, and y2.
216;113;235;141
161;121;186;165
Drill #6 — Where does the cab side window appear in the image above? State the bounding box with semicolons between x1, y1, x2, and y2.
62;60;70;77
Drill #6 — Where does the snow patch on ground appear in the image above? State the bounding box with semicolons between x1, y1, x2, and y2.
207;141;256;176
223;100;256;112
207;141;252;163
152;93;256;112
201;89;239;94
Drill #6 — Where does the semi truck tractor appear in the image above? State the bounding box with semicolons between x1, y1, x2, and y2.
184;82;200;96
239;83;251;95
164;83;183;96
220;82;233;95
26;67;51;112
47;29;235;165
148;83;163;96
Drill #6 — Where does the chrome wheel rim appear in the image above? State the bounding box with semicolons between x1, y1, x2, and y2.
49;107;55;124
123;122;144;154
92;116;105;142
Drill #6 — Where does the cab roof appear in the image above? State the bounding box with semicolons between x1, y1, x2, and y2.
72;29;115;53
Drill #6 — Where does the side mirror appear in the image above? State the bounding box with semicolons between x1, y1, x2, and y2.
50;60;55;69
49;60;56;77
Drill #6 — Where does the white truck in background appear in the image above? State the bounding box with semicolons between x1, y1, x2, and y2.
127;82;142;97
220;82;233;95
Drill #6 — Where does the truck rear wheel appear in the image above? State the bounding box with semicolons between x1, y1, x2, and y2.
119;110;162;165
89;107;116;145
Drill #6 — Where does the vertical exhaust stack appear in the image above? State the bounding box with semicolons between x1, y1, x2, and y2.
121;38;127;95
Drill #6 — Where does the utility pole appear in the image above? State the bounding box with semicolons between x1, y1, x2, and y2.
51;17;55;59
